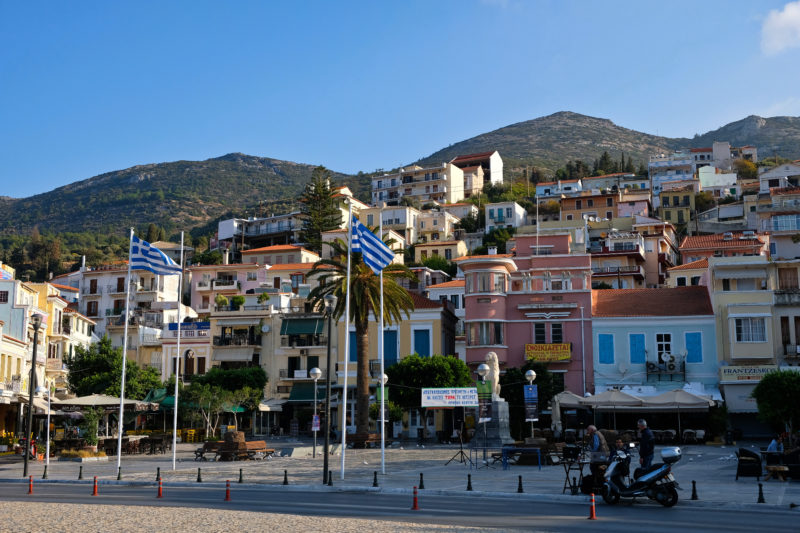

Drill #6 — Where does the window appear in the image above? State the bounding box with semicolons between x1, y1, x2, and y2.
770;243;777;257
488;209;495;219
656;333;672;362
494;273;506;293
476;273;492;292
607;197;613;207
534;323;546;344
663;197;670;207
598;334;614;364
686;332;702;363
566;214;573;221
735;318;766;342
722;279;731;291
690;276;701;286
664;211;671;220
551;323;563;344
421;250;428;260
450;294;459;309
247;272;257;281
290;273;304;289
779;268;799;289
87;301;98;317
468;322;504;346
676;277;687;287
576;200;582;209
587;199;594;207
506;208;512;218
367;214;374;226
445;249;452;260
606;212;613;219
0;291;7;303
629;333;645;364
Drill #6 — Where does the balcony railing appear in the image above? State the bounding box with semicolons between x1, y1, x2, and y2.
213;334;262;347
82;286;103;296
196;281;211;289
592;265;644;275
775;290;800;306
107;284;127;294
212;279;237;290
276;386;292;394
279;368;327;380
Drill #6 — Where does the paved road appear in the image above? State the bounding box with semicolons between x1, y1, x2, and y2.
2;482;798;532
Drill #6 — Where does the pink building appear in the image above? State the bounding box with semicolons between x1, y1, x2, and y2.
458;232;594;395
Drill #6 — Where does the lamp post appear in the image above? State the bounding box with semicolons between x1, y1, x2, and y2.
476;363;489;464
525;369;537;439
322;293;337;484
36;385;51;469
379;372;388;475
23;313;43;478
310;366;322;459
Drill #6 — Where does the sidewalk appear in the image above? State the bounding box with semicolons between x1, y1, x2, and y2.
1;438;798;510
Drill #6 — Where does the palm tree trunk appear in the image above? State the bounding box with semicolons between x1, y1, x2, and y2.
355;320;371;434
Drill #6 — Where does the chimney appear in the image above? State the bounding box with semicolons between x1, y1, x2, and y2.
488;246;498;255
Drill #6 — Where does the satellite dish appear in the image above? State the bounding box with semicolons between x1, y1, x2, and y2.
261;324;270;333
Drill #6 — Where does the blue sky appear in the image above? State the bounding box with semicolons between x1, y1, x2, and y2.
2;0;800;198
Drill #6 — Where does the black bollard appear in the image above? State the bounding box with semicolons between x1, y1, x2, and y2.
117;466;122;481
758;483;766;503
42;465;48;480
156;467;161;482
571;476;579;496
517;475;524;493
691;480;698;500
78;465;83;480
283;470;289;486
419;473;425;490
466;474;473;491
238;468;243;484
373;471;378;487
197;468;202;483
327;470;333;487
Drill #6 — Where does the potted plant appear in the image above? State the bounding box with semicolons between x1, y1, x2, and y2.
214;294;229;310
82;407;102;452
230;295;245;311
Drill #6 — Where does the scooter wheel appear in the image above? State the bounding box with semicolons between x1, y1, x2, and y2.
602;484;620;505
659;486;678;507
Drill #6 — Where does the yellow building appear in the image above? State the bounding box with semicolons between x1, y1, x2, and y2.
414;240;468;263
659;184;696;225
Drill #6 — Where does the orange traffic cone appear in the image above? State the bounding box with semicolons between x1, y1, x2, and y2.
588;493;597;520
411;486;419;510
92;476;98;496
28;475;33;495
224;480;231;501
157;478;163;499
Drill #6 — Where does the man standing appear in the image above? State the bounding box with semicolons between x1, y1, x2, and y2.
638;419;655;468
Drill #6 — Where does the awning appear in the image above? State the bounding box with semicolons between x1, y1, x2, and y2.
280;318;324;336
216;318;260;326
287;382;326;402
212;347;255;362
258;398;287;412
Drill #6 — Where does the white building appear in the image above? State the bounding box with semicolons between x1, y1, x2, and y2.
485;202;528;234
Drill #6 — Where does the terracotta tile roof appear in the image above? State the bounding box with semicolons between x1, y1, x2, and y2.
426;279;465;289
668;258;708;271
242;244;306;254
445;202;473;207
267;262;317;271
50;283;78;292
190;263;260;270
592;287;713;317
460;165;481;172
771;187;800;196
410;291;445;309
690;147;713;152
679;232;765;250
451;151;495;163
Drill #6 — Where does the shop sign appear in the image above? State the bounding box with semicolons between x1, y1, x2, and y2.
525;343;571;362
719;365;777;382
421;387;478;408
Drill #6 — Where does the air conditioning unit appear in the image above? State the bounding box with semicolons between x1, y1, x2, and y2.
300;349;307;356
722;232;734;241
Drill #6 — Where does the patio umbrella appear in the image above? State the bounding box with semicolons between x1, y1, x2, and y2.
581;390;643;430
55;394;150;411
642;389;715;434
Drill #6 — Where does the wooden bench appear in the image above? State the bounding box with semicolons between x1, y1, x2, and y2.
765;465;789;482
349;433;381;449
244;440;275;460
194;441;221;461
216;440;275;461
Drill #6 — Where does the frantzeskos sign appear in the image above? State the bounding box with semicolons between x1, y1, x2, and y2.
421;387;479;407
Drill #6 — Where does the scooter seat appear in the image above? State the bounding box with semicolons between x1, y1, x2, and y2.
633;463;663;479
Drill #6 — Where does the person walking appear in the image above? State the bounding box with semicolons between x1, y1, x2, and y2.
637;419;655;469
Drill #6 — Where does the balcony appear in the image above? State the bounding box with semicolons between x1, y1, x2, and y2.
82;286;103;296
106;284;127;295
142;334;162;346
279;368;327;380
212;279;238;290
196;281;211;290
213;334;261;347
105;307;125;317
276;386;292;394
591;265;645;279
775;290;800;306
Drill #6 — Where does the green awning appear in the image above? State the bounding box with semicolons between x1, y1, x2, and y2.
143;388;168;404
287;382;326;402
280;318;324;336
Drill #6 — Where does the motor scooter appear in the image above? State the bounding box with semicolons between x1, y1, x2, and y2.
603;443;681;507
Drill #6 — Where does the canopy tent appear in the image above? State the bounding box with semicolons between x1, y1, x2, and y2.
258;398;287;412
645;389;715;410
56;394;154;412
582;390;643;430
550;391;586;436
553;391;584;408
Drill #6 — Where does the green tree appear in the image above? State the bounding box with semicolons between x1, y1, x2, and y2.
185;383;231;438
193;366;268;392
299;166;342;254
456;213;481;233
193;249;223;265
308;237;416;434
65;336;162;399
733;159;758;180
752;370;800;434
421;255;457;278
499;361;556;440
386;354;472;422
694;191;715;214
229;386;262;430
146;223;160;243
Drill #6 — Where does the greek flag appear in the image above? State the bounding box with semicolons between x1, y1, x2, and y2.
350;215;393;275
130;235;181;276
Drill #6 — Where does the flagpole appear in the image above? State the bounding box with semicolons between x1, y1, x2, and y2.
116;228;134;467
379;217;386;475
172;232;184;470
340;201;352;480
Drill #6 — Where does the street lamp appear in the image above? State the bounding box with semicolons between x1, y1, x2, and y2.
35;385;51;470
525;369;537;438
322;293;337;484
23;313;43;478
379;372;388;475
310;366;322;459
476;363;489;464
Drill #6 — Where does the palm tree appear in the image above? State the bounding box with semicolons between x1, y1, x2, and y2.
308;237;415;434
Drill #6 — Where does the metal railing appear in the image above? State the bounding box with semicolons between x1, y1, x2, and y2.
213;334;262;346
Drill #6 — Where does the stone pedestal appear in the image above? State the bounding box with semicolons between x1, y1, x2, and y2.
473;398;514;448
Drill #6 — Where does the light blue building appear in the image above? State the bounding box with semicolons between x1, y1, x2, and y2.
591;287;718;397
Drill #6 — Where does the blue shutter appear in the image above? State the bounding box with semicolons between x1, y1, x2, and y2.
384;330;398;367
629;334;645;364
686;332;702;363
598;334;614;364
414;330;431;357
349;331;357;362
